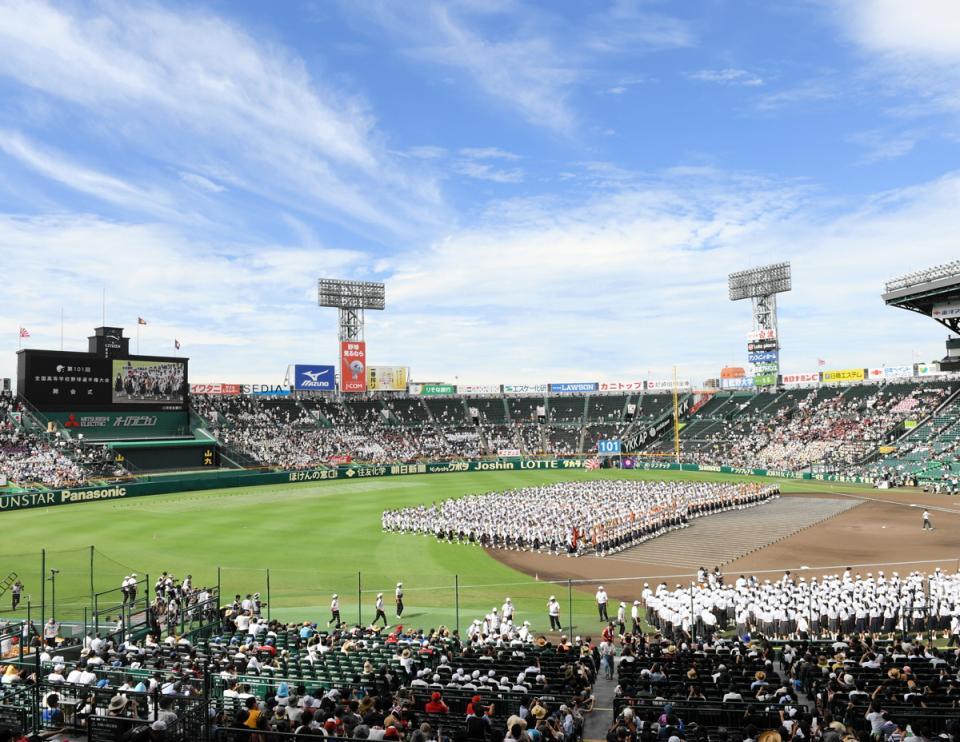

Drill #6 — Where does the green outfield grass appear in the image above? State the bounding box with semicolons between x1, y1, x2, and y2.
0;469;877;634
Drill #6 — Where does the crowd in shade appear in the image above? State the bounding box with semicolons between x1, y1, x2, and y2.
0;397;88;488
382;481;779;556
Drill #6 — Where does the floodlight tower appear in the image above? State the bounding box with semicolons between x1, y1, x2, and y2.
317;279;386;343
728;262;792;385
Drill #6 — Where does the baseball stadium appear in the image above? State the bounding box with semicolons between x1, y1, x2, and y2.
4;3;960;741
1;261;960;742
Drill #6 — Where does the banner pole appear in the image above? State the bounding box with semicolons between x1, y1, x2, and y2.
89;546;95;609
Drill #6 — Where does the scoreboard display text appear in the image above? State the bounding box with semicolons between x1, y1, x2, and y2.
19;351;188;412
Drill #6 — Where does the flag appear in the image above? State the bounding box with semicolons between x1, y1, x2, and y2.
817;359;826;367
138;317;147;325
585;458;601;470
174;339;181;350
18;327;29;338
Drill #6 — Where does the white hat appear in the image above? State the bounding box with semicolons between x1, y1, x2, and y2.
397;582;403;586
332;594;338;599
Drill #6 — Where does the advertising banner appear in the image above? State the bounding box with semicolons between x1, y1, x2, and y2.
339;341;367;393
624;415;674;449
753;374;777;386
503;383;548;394
747;351;778;364
244;384;290;396
781;372;819;386
933;301;960;320
294;365;335;392
366;366;408;392
549;382;599;393
646;379;692;391
747;329;777;341
915;363;940;377
189;383;241;395
884;365;913;379
597;380;645;392
721;376;755;389
747;340;778;352
822;368;865;383
457;384;502;395
420;383;456;395
497;448;521;457
720;367;746;379
866;368;886;381
751;362;779;374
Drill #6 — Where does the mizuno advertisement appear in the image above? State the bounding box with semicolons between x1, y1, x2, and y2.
294;365;336;391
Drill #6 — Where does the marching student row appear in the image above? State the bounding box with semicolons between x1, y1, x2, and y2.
382;480;779;556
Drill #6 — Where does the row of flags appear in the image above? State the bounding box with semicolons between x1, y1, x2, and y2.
18;325;180;350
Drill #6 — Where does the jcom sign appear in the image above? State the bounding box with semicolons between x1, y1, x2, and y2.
339;342;367;393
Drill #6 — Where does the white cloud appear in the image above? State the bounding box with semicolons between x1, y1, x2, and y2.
459;147;520;160
179;172;226;193
0;214;361;385
848;128;924;163
838;0;960;62
687;68;764;86
404;145;448;159
583;0;694;53
0;0;445;236
368;170;960;382
830;1;960;125
0;129;175;214
453;161;524;183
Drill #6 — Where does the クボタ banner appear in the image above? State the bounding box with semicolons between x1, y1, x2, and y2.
366;366;409;392
339;341;367;393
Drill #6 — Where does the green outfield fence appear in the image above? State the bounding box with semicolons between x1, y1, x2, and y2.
0;456;873;514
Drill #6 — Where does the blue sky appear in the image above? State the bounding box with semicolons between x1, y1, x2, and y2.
1;0;958;386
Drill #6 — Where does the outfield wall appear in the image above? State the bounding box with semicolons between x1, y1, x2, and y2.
0;458;870;512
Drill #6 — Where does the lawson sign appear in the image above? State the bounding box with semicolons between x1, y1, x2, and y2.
294;365;336;391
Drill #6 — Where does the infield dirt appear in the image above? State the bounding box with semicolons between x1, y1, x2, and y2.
488;488;960;606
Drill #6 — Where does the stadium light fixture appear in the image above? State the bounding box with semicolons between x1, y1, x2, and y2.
318;278;386;343
728;261;792;302
728;262;792;386
884;260;960;294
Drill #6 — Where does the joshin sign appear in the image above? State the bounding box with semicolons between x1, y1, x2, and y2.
340;341;367;393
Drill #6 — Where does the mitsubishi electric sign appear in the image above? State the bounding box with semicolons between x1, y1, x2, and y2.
294;364;335;391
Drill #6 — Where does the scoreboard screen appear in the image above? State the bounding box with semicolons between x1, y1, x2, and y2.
18;350;188;412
